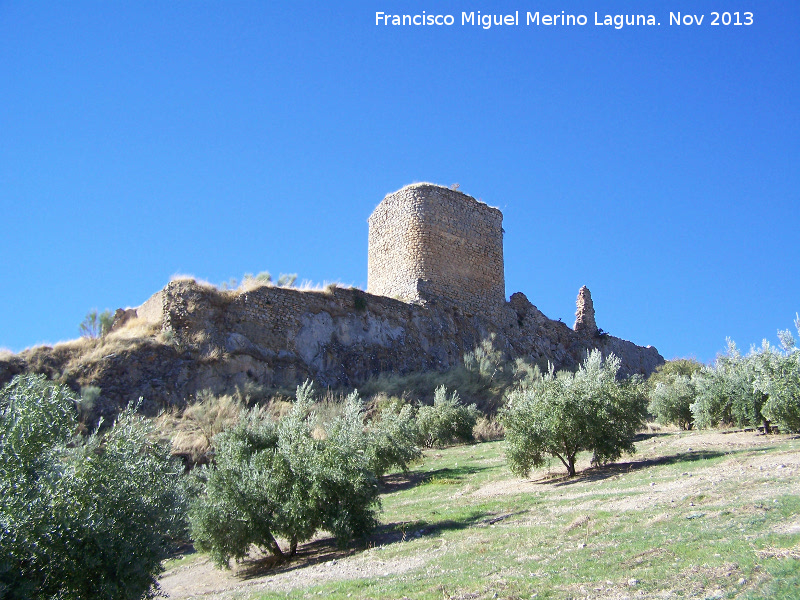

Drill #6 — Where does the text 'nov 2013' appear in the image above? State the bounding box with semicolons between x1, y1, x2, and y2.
375;11;755;30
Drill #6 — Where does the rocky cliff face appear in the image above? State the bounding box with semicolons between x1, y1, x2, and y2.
0;279;663;419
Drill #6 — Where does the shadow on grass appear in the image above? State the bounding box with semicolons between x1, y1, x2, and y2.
379;464;490;494
541;449;731;486
634;431;686;442
233;536;356;580
231;508;517;579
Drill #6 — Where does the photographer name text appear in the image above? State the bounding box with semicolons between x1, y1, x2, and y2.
375;11;754;29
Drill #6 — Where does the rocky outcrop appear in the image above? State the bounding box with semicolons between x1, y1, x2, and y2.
0;280;664;420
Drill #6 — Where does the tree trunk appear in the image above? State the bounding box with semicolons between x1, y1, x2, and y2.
567;455;576;477
763;417;772;435
264;532;286;560
288;535;298;557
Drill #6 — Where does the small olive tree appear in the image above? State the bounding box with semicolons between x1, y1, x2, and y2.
416;385;479;448
691;340;771;432
189;382;380;567
646;359;703;429
501;351;647;477
648;376;697;430
0;374;188;600
755;315;800;432
365;401;421;476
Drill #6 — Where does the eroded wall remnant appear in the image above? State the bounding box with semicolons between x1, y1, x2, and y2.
573;286;598;335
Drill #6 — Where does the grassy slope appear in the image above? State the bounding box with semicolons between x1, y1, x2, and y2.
173;431;800;600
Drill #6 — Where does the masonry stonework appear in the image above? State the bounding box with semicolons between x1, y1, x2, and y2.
367;183;505;318
573;286;598;335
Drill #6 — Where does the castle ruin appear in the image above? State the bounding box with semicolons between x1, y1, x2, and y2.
367;183;505;318
0;182;665;417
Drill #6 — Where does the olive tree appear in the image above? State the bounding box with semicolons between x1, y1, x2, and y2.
646;359;703;429
648;376;697;430
501;350;647;477
755;315;800;432
189;382;380;568
416;385;479;448
691;340;771;432
364;401;421;476
0;374;188;600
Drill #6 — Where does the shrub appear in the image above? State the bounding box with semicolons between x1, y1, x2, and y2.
365;401;421;476
189;382;380;567
79;309;114;338
169;390;244;464
691;340;770;431
416;385;479;448
360;336;520;413
277;273;298;287
0;374;188;600
756;316;800;433
648;358;704;385
648;376;696;430
501;350;647;477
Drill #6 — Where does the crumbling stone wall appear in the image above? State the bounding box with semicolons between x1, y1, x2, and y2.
573;286;598;334
367;183;505;318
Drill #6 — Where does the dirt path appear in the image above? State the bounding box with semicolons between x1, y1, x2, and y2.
159;539;425;599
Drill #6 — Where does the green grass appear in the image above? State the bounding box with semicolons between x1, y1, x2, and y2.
177;432;800;599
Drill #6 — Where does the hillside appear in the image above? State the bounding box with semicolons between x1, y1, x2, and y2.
0;278;663;423
159;428;800;600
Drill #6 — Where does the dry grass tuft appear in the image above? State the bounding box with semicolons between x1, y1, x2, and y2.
564;514;591;532
168;391;244;462
169;273;215;288
199;346;227;363
473;416;504;442
106;317;160;341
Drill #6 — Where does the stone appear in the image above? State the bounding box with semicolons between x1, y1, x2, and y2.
573;285;598;335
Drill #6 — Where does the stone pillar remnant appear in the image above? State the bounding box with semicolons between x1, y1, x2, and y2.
573;285;598;335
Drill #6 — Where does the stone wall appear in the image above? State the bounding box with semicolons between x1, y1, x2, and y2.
367;183;505;318
129;279;663;392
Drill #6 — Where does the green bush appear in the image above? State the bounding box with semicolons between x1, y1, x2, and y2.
0;374;188;600
648;376;696;430
79;309;114;338
365;401;421;476
416;385;479;448
360;335;527;413
691;340;770;431
756;316;800;433
501;350;647;477
189;382;380;567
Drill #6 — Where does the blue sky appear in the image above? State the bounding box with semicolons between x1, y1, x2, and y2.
1;1;798;364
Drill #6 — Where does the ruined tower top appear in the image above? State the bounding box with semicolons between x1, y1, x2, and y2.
367;183;505;317
573;285;598;335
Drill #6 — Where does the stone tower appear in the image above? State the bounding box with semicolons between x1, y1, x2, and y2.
573;285;598;335
367;183;505;317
